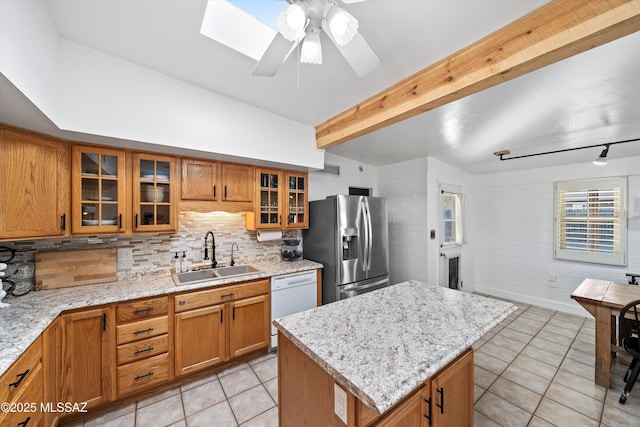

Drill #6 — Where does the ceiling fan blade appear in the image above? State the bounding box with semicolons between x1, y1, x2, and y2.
252;33;296;77
324;29;380;77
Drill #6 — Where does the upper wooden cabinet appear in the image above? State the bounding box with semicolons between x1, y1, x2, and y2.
247;168;308;230
181;160;254;213
284;171;308;228
221;163;253;202
0;128;69;240
181;159;218;201
133;153;178;232
72;145;127;234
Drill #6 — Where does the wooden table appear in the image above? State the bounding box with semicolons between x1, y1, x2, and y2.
571;278;640;387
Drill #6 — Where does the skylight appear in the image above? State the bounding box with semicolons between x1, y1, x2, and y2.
200;0;281;61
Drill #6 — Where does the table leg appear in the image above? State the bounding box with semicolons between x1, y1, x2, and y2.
595;305;612;388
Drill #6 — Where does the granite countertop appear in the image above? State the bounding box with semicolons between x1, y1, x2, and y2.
0;257;322;377
274;280;516;415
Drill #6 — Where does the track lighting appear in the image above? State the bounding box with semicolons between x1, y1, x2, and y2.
493;137;640;164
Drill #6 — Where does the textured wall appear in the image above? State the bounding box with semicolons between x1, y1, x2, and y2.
6;212;300;272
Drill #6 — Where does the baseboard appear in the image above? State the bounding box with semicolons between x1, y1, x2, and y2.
475;285;591;318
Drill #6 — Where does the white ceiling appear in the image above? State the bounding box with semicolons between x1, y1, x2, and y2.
2;0;640;174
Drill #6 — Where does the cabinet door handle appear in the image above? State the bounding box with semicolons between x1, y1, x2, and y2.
60;213;66;231
232;306;235;320
220;309;223;323
9;369;30;388
220;293;235;298
103;313;107;331
133;327;154;335
213;185;216;199
279;215;282;225
133;346;154;356
224;185;227;199
119;213;123;229
17;416;31;427
133;307;154;315
424;397;432;425
135;213;139;228
134;371;154;381
436;387;444;414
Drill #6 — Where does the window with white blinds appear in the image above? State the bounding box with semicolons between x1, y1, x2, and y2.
554;177;627;266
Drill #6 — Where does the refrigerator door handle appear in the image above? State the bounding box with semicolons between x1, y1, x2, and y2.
341;277;389;292
360;197;369;272
364;197;373;271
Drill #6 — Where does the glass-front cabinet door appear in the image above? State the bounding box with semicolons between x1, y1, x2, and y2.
256;169;282;229
133;153;177;232
72;145;126;233
285;172;308;228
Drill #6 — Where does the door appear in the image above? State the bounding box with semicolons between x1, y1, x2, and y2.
174;305;227;375
0;129;69;239
229;294;270;358
60;307;114;409
336;196;388;285
439;184;463;289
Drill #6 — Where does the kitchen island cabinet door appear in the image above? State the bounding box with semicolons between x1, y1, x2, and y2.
60;307;115;409
372;385;428;427
229;294;270;358
174;304;227;376
430;349;473;427
0;128;69;240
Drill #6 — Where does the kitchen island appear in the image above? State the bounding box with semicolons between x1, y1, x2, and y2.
274;281;516;426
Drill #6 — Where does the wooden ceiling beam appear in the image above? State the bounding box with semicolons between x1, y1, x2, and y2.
315;0;640;149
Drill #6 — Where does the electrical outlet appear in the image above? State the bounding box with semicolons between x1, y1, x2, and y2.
117;247;132;262
548;273;557;282
334;383;348;424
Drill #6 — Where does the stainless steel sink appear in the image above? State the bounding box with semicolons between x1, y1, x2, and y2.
172;265;259;286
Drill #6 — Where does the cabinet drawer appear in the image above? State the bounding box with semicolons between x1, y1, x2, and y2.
175;279;270;313
117;334;169;366
0;363;43;427
0;337;42;404
116;296;168;323
117;353;170;397
116;316;168;345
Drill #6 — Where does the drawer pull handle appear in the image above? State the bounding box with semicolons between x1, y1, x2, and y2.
133;328;154;335
134;371;154;381
17;416;31;427
221;293;235;298
9;369;30;388
133;346;155;356
133;307;154;315
178;300;186;306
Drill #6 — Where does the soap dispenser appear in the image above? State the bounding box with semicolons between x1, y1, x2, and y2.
181;251;188;272
173;252;180;273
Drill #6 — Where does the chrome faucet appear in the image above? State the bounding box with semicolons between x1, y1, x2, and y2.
203;231;217;268
230;243;239;266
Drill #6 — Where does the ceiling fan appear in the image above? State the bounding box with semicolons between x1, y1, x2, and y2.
253;0;380;77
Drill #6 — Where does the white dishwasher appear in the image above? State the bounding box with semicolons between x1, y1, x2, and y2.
271;270;317;348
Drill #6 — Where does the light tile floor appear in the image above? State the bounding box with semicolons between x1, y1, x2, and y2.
67;297;640;426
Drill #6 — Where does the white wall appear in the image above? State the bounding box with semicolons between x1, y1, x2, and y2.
308;153;378;201
471;156;640;316
378;158;429;284
426;158;475;291
0;0;324;170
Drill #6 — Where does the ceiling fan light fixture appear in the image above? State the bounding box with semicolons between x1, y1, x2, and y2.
277;2;307;41
301;26;322;64
325;5;358;46
593;144;610;165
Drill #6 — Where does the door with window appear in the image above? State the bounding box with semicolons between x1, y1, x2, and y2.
439;184;463;289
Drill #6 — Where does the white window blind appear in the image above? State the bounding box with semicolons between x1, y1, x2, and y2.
554;177;627;266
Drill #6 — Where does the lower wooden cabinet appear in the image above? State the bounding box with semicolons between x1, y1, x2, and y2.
429;349;474;427
59;307;114;409
174;278;270;376
373;384;428;427
175;304;227;375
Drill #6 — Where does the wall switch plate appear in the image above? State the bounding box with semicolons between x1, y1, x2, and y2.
548;273;557;282
334;383;348;424
117;247;133;262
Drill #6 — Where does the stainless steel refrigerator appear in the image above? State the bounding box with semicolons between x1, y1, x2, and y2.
303;195;389;304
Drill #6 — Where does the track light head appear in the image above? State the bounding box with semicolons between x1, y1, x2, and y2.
593;144;610;165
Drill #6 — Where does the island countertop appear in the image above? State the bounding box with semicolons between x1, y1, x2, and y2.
273;280;516;414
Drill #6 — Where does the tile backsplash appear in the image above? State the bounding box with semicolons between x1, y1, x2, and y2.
5;212;300;272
